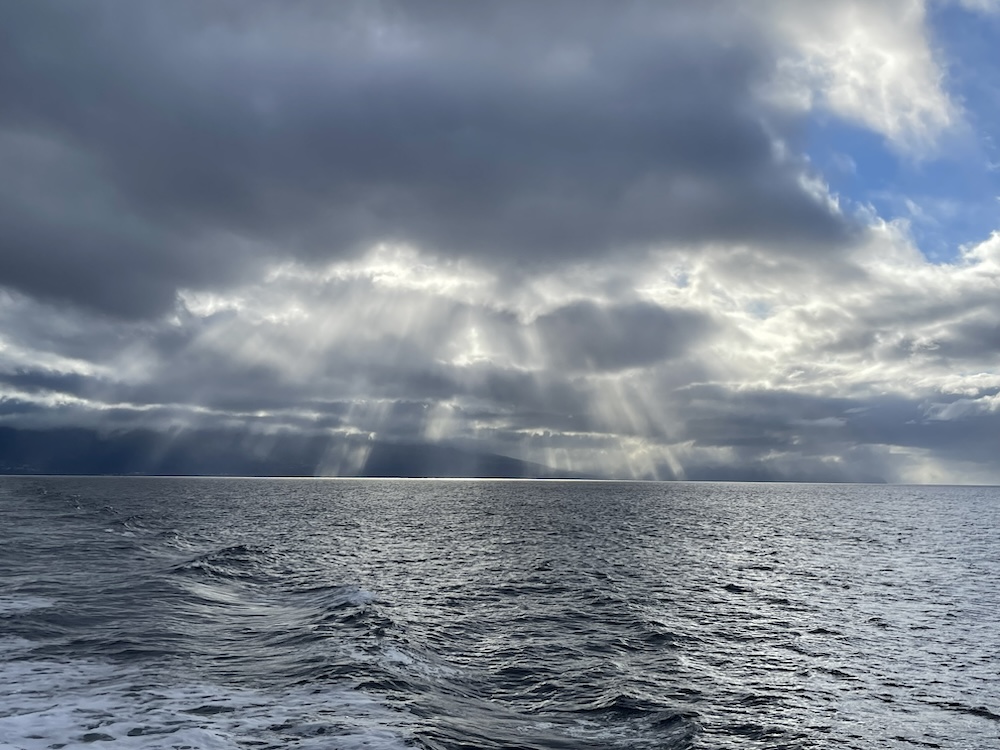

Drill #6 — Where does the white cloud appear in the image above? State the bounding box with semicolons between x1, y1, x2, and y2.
948;0;1000;13
767;0;957;153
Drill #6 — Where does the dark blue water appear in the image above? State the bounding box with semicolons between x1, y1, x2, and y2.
1;478;998;749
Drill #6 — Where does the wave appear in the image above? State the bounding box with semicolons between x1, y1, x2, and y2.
289;582;377;608
170;543;289;583
0;641;415;750
0;595;55;615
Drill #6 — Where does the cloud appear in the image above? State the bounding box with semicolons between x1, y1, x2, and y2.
767;0;957;152
949;0;1000;13
1;1;999;483
4;222;998;482
0;0;857;317
534;301;712;372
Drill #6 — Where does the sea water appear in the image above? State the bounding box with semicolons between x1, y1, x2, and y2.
0;477;997;749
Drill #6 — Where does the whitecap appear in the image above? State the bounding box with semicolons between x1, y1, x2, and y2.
378;645;461;678
0;654;415;750
341;586;377;606
0;595;54;615
0;636;35;655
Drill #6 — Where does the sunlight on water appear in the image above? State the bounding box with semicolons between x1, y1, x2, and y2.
1;478;998;749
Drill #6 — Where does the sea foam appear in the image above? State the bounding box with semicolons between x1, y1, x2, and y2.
0;650;413;750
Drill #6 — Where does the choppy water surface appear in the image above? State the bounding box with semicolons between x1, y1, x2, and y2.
1;478;998;749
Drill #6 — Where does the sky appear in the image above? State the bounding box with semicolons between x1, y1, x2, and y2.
2;0;1000;482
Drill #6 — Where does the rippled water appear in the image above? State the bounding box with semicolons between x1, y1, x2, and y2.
1;477;998;749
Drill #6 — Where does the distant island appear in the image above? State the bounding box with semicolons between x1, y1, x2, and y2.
0;426;889;483
0;426;588;479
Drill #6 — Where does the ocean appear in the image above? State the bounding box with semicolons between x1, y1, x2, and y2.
0;477;997;750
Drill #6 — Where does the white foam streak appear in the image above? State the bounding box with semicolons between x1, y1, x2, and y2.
0;651;413;750
0;596;54;615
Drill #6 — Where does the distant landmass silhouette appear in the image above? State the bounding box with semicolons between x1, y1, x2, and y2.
0;427;588;479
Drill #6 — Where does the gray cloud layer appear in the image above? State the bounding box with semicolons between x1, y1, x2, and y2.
0;0;853;317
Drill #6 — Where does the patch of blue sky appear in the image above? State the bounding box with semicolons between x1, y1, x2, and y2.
806;3;1000;263
745;299;772;320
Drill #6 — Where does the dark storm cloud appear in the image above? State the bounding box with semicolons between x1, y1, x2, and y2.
677;384;856;450
924;318;1000;360
0;0;854;317
535;301;712;371
675;383;1000;475
0;397;45;418
0;369;96;399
